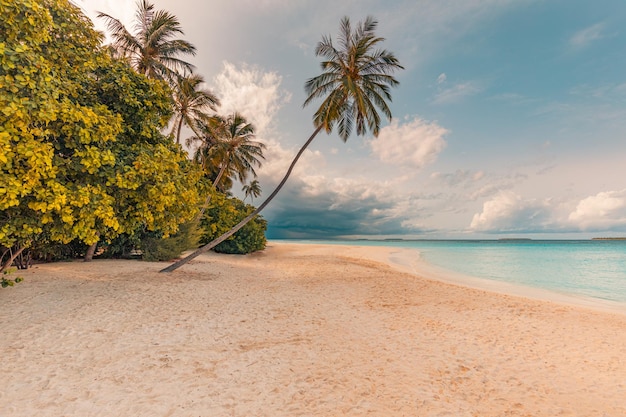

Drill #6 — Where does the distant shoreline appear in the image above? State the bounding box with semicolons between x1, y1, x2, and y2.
272;237;626;242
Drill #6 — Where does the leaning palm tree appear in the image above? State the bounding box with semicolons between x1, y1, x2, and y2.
160;16;403;272
171;73;220;144
98;0;196;82
242;180;262;202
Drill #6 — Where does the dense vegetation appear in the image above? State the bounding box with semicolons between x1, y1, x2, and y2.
0;0;268;277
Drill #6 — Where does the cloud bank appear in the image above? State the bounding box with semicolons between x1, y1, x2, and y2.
470;190;626;234
264;176;423;238
370;117;448;168
568;190;626;231
212;62;291;135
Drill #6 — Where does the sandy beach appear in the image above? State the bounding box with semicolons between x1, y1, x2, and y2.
1;242;625;416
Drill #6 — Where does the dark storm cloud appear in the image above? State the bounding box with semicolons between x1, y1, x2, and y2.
262;182;421;239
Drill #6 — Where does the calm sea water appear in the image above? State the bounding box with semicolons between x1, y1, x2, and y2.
279;239;626;304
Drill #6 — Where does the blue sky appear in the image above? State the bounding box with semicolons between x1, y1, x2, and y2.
81;0;626;239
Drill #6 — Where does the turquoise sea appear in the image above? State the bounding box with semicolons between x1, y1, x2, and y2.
279;239;626;305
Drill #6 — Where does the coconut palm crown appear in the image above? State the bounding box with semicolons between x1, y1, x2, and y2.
98;0;196;82
242;180;262;202
171;73;220;144
303;16;403;141
201;113;266;191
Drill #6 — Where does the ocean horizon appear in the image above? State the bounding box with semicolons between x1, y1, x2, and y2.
274;238;626;306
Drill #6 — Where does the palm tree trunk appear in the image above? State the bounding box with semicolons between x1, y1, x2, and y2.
212;159;229;190
160;124;324;273
175;115;184;144
194;155;230;222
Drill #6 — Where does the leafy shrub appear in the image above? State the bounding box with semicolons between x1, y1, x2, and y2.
201;193;267;254
2;268;23;288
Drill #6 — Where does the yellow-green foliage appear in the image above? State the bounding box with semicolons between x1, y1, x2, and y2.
0;0;203;252
201;192;267;254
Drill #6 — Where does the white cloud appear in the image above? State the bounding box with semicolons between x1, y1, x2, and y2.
568;190;626;230
433;81;482;104
257;139;324;188
78;0;136;37
570;22;606;48
437;73;447;84
370;116;448;168
470;191;552;232
431;169;484;187
212;61;291;135
207;62;323;192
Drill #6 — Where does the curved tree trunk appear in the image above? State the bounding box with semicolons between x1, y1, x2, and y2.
175;115;184;144
84;242;98;262
0;245;27;273
194;154;230;222
212;159;229;190
160;125;324;273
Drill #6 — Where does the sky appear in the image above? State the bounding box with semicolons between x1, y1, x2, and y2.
78;0;626;239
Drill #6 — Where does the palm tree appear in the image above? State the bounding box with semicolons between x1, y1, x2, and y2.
242;180;262;202
160;16;403;272
192;113;265;191
171;73;220;144
98;0;196;83
189;116;223;163
193;113;266;219
210;113;265;190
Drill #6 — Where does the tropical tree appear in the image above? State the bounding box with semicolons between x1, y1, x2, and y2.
242;180;262;202
97;0;196;83
189;116;221;164
206;113;266;191
170;73;220;144
192;112;266;219
200;193;267;255
187;117;231;191
160;16;403;272
0;0;204;269
1;0;120;270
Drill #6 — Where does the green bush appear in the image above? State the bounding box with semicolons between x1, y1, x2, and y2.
98;234;142;259
201;193;267;254
1;268;23;288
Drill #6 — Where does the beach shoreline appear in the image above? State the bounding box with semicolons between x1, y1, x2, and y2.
1;242;625;416
297;240;626;316
390;246;626;316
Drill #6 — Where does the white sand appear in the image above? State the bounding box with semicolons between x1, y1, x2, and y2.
1;242;625;416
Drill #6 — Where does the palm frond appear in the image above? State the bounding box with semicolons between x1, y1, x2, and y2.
98;0;196;85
